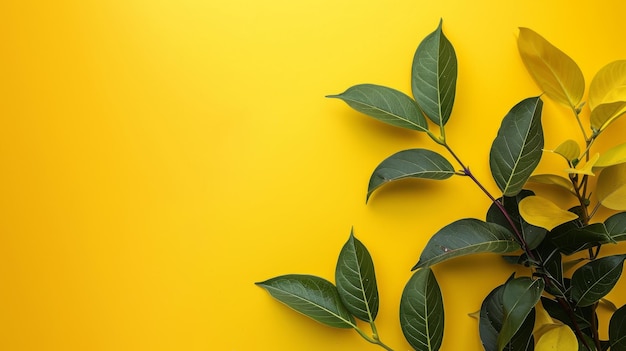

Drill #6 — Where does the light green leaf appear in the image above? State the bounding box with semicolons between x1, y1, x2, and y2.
565;153;599;176
367;149;455;202
570;254;626;307
596;142;626;168
589;60;626;110
609;305;626;351
498;277;544;351
517;28;584;108
519;195;578;231
590;101;626;132
605;212;626;242
256;275;355;328
335;231;379;322
528;174;576;194
400;268;444;351
411;19;457;127
490;97;544;196
597;163;626;210
535;325;577;351
413;219;519;269
327;84;429;132
550;139;580;162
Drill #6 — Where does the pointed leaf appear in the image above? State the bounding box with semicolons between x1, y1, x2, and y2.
597;163;626;210
541;297;592;331
596;142;626;169
605;211;626;242
497;277;544;351
565;153;599;176
528;174;575;194
609;305;626;351
413;219;519;269
411;19;457;127
590;101;626;132
518;28;584;108
519;196;578;231
552;139;581;162
327;84;429;132
400;268;444;351
535;325;577;351
570;254;626;307
490;97;544;196
550;222;612;255
335;231;379;322
367;149;455;201
256;275;355;328
589;60;626;110
533;300;561;341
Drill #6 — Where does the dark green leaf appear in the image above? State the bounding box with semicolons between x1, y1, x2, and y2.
486;190;547;249
327;84;429;132
256;274;355;328
400;268;444;351
498;277;544;350
335;231;379;322
490;97;544;196
541;296;592;331
367;149;455;202
609;305;626;351
605;212;626;242
411;19;457;127
413;219;520;269
570;254;626;307
534;240;565;296
550;222;612;255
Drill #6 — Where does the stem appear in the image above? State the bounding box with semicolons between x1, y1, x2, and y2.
354;326;395;351
572;105;589;142
557;297;594;351
590;303;602;351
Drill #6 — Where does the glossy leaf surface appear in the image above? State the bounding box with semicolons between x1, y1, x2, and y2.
490;97;544;196
597;163;626;210
609;305;626;351
335;231;379;322
605;212;626;242
327;84;428;132
256;275;355;328
596;142;626;169
367;149;455;201
535;325;577;351
590;101;626;132
553;139;580;162
413;219;519;269
411;20;457;127
400;268;444;351
570;254;626;307
528;174;575;194
498;277;544;351
550;222;612;255
518;28;584;108
589;60;626;110
519;195;578;231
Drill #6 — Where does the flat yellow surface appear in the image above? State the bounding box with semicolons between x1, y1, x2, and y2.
2;1;626;350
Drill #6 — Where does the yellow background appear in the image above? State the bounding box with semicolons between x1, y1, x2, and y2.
2;1;626;350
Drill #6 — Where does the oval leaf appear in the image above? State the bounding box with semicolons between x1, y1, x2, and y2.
256;274;355;328
517;28;584;108
590;101;626;132
595;142;626;168
570;254;626;307
610;305;626;351
589;60;626;110
550;222;612;255
400;268;444;351
413;219;520;269
552;139;581;162
411;19;457;127
367;148;455;202
519;196;578;231
327;84;428;132
597;163;626;210
490;97;544;196
335;231;379;322
535;325;577;351
528;174;575;194
497;277;544;351
605;211;626;242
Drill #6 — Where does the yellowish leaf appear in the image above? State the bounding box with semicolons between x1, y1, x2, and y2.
551;139;580;161
467;309;480;320
535;325;577;351
519;196;579;231
599;297;618;312
533;300;562;341
597;163;626;210
518;28;585;108
595;142;626;168
589;60;626;110
565;153;599;176
528;174;575;194
590;101;626;132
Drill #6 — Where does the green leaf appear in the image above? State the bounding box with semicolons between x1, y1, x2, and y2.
490;97;544;196
590;101;626;132
528;174;576;194
605;212;626;242
517;28;585;109
400;268;444;351
535;325;577;351
552;139;581;162
609;305;626;351
413;219;520;269
256;274;356;328
518;195;579;231
589;60;626;110
498;277;544;351
550;222;612;255
411;19;457;127
595;142;626;169
327;84;429;132
541;297;591;331
597;163;626;210
335;230;379;322
367;148;455;202
479;278;538;351
570;254;626;307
